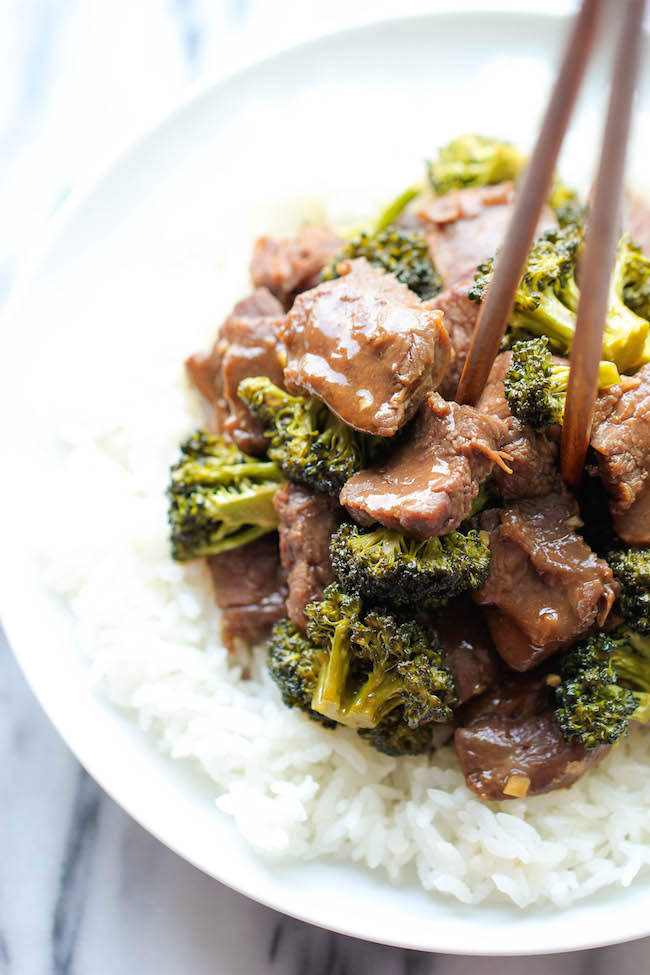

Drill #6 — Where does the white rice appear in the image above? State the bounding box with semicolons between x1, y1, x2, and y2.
38;188;650;912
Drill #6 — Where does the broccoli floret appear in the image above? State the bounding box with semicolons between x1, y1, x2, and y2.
503;337;620;431
372;185;422;234
267;619;336;728
322;227;442;300
609;234;650;369
348;609;458;727
621;236;650;329
357;710;437;756
267;620;440;752
549;180;586;227
329;523;490;610
303;584;457;729
325;184;442;298
608;547;650;634
334;184;422;240
554;628;650;748
266;586;457;739
428;134;527;196
237;377;383;496
167;431;283;561
470;225;650;373
469;222;582;331
303;584;362;723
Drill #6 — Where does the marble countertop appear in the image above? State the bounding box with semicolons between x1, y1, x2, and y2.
2;1;649;971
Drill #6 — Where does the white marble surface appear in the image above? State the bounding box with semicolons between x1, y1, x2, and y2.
2;1;650;971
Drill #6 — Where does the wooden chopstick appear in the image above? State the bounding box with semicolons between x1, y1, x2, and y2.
455;0;605;405
561;0;647;486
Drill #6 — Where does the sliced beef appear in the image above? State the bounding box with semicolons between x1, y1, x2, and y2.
207;533;287;650
185;353;223;426
624;192;650;257
280;258;451;437
185;288;285;454
429;282;479;399
250;225;344;310
455;675;609;800
433;597;501;703
474;491;619;671
416;183;556;286
613;485;650;546
590;364;650;543
231;289;285;319
477;351;558;500
219;313;286;454
274;482;346;632
341;393;509;538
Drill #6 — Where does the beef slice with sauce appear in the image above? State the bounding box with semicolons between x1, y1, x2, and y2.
614;488;650;547
341;393;510;538
274;482;346;632
590;364;650;545
416;183;556;287
428;282;479;400
185;288;286;454
280;258;452;437
250;224;344;310
218;312;287;454
432;597;501;703
455;674;609;801
474;491;619;671
207;533;287;650
477;351;558;501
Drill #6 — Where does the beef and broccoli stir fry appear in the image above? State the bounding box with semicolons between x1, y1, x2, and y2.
171;134;650;802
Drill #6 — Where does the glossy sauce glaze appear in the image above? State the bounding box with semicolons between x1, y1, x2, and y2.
341;393;509;537
475;491;619;670
280;259;451;436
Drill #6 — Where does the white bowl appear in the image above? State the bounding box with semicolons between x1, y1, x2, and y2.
2;9;650;955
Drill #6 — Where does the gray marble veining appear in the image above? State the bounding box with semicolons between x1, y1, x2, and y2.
1;1;649;972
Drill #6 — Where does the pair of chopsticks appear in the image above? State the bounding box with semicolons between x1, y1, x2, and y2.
456;0;647;485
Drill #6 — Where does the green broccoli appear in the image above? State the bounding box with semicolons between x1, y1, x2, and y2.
428;134;527;196
347;608;458;728
329;523;490;610
303;584;457;729
267;619;336;728
470;225;650;373
372;185;422;234
267;584;458;732
621;236;650;329
609;234;650;368
302;584;362;723
322;227;442;300
357;710;438;756
548;180;586;227
333;184;422;241
167;431;283;561
608;547;650;634
503;337;620;431
237;377;383;496
267;619;441;752
324;182;442;299
554;628;650;748
266;591;456;749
